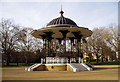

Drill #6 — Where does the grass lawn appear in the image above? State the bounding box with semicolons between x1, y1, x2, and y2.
90;61;120;65
1;65;119;80
1;63;40;67
1;61;119;67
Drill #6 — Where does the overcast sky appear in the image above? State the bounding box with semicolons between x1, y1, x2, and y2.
0;2;118;30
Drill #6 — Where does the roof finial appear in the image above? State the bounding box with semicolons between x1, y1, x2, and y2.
61;4;62;11
59;4;64;17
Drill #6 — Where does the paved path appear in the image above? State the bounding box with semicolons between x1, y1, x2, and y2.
1;65;119;80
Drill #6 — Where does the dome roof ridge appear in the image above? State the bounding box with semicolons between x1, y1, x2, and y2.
46;10;78;27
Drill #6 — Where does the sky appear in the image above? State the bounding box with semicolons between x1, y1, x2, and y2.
0;1;118;30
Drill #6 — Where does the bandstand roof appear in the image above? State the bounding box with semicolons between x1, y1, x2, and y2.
31;10;92;40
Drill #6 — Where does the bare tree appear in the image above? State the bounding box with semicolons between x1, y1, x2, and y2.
0;18;21;65
103;25;119;60
85;26;118;63
17;27;42;64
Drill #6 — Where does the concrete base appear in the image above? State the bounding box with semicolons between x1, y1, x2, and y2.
33;64;67;71
25;63;93;72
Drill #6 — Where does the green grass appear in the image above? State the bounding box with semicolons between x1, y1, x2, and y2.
1;63;39;67
1;61;119;67
90;61;119;65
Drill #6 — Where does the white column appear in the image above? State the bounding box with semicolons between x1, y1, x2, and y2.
66;58;68;63
53;58;54;63
79;57;81;63
41;58;43;64
81;58;84;63
70;58;71;63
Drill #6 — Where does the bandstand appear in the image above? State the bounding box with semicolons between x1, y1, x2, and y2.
25;9;93;72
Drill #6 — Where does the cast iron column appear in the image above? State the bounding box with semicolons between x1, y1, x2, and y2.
44;31;54;57
59;30;69;59
39;34;47;63
72;31;82;63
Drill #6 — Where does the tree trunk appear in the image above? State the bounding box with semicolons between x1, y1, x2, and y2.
101;55;104;63
96;55;99;64
6;61;9;66
25;59;28;64
6;57;10;66
25;55;28;64
17;62;19;66
6;54;11;66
